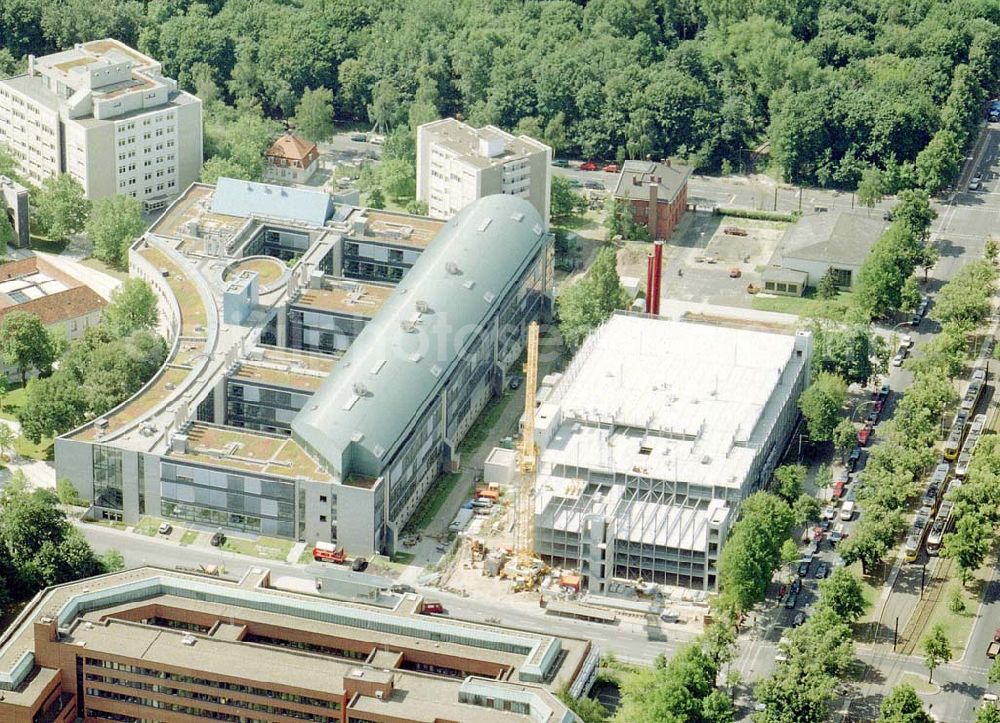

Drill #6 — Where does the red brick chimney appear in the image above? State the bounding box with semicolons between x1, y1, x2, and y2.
647;183;659;239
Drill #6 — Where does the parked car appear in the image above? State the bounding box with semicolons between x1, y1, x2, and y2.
917;300;928;317
911;313;922;327
857;427;872;446
882;210;894;222
723;226;749;237
729;267;742;278
790;578;802;595
509;376;523;390
848;446;862;470
901;334;914;348
815;562;829;579
813;526;824;542
879;381;890;398
351;557;369;572
584;181;604;190
822;505;836;520
874;398;885;413
792;611;806;627
819;517;832;530
797;560;810;577
158;522;172;535
891;351;905;366
210;531;225;547
785;593;798;609
970;178;983;191
831;481;845;499
552;159;569;167
580;161;598;171
602;163;620;173
350;133;367;142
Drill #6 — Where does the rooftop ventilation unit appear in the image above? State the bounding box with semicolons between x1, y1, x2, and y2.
445;261;461;275
181;634;197;646
352;382;368;396
477;218;492;232
511;212;524;222
415;299;429;313
483;291;496;304
400;319;416;333
463;280;475;290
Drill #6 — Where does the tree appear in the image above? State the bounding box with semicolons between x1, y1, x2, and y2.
915;129;962;195
792;494;821;528
557;248;628;348
838;510;901;575
933;260;997;327
86;194;145;269
942;512;992;585
101;549;126;573
798;372;847;441
0;421;15;462
816;268;839;300
986;238;999;264
16;372;86;443
293;86;335;143
33;174;89;241
894;190;936;245
989;655;1000;686
551;176;585;219
900;277;922;313
978;704;1000;723
719;493;794;614
55;477;84;507
947;585;966;615
0;311;57;384
368;79;404;134
379;158;416;201
876;684;932;723
856;166;884;209
367;188;386;209
817;567;868;622
103;278;159;337
773;464;806;503
833;419;858;461
615;641;725;723
921;623;951;683
201;156;250;184
0;208;15;250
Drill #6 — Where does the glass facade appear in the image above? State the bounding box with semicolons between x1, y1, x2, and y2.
341;240;411;283
93;445;124;510
226;382;310;434
160;462;296;538
243;226;311;262
287;308;370;354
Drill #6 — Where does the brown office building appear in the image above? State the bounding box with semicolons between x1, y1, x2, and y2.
0;567;596;722
612;160;691;241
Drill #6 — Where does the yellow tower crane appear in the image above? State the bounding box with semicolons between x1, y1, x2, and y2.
514;321;540;569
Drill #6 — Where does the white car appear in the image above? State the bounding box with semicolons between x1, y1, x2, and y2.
901;335;914;348
822;505;836;520
891;352;904;366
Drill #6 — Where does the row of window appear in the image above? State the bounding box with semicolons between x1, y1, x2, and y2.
116;113;176;132
84;658;339;710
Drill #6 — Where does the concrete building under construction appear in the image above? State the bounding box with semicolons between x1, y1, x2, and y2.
531;313;812;592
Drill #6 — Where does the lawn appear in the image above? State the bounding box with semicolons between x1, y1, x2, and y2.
298;546;315;565
0;384;26;421
134;517;164;537
458;392;516;455
180;530;199;546
923;578;980;659
80;256;128;281
752;290;854;320
222;535;294;561
405;472;461;533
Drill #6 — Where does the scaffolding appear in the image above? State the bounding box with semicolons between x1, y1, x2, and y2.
514;321;540;568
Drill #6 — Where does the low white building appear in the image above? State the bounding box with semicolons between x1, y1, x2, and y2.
0;39;202;209
531;313;812;592
416;118;551;228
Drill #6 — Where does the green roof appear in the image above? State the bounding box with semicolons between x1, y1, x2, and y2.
291;195;548;479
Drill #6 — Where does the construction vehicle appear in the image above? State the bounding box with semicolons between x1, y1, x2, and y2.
312;541;347;564
504;322;549;591
470;539;486;563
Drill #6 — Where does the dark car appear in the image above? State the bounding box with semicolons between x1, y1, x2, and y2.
584;180;604;190
552;159;569;167
210;531;225;547
819;517;832;530
797;560;811;577
509;376;523;390
866;409;879;425
790;578;802;595
350;133;367;142
878;382;890;399
351;557;368;572
848;446;862;470
911;314;922;326
785;593;798;609
882;210;894;222
815;562;829;579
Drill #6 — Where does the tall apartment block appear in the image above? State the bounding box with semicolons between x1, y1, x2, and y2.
0;39;202;209
416;118;552;228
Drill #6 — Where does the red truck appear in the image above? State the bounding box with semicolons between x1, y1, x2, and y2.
420;601;444;615
312;541;347;564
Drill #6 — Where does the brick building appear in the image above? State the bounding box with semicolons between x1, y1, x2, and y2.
612;160;691;241
0;567;595;722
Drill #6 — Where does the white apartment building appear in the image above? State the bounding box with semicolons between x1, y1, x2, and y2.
416;118;551;228
0;39;202;210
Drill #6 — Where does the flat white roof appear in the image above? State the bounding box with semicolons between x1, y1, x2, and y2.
538;314;805;490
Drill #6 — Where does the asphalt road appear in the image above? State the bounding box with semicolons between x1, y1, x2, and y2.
76;521;686;667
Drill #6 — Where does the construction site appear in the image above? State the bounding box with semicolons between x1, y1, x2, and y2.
421;310;814;630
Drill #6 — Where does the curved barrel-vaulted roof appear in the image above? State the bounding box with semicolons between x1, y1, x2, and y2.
292;194;547;479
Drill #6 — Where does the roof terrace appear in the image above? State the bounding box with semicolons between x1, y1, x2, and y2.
358;210;444;249
167;423;332;483
293;279;393;316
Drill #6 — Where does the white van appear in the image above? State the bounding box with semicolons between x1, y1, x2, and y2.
839;501;855;521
